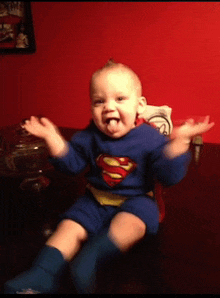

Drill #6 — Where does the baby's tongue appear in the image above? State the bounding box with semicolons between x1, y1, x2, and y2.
107;119;118;133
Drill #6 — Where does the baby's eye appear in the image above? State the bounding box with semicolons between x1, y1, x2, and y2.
93;99;104;105
117;96;126;101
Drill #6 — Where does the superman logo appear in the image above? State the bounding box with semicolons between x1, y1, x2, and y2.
96;153;137;187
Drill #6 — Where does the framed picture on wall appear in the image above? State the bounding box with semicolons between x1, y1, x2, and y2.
0;1;36;54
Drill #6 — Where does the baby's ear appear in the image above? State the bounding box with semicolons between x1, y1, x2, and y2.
137;96;147;115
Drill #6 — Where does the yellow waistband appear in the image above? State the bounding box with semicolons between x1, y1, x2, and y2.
86;183;154;207
87;183;127;206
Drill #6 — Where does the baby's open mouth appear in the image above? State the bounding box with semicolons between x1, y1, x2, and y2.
105;118;119;124
105;118;120;134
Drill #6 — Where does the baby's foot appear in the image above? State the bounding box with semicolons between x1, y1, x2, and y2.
16;288;41;294
4;266;58;294
4;246;67;294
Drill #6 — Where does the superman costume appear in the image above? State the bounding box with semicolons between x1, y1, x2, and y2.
4;119;191;295
50;119;191;237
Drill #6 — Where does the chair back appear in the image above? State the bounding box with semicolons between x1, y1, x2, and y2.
139;104;173;223
139;104;173;136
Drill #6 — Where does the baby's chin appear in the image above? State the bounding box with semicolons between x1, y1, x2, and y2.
105;131;126;139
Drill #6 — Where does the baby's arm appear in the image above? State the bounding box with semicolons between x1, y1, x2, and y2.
164;116;215;159
23;116;68;157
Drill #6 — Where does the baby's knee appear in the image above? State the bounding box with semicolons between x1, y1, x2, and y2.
133;218;147;239
57;219;88;241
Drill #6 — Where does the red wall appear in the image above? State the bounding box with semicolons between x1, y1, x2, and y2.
1;2;219;143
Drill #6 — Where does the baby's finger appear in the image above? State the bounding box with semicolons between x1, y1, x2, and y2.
23;119;31;127
28;116;41;126
185;118;195;125
200;116;214;129
40;117;53;127
195;122;215;135
203;115;210;124
204;121;215;131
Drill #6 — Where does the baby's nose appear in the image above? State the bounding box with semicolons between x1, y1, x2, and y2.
104;100;116;112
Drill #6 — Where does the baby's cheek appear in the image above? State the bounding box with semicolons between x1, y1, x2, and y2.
91;111;99;122
124;111;136;123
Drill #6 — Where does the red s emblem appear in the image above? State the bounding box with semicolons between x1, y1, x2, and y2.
96;154;137;187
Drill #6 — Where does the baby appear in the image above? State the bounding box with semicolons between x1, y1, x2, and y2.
4;60;214;294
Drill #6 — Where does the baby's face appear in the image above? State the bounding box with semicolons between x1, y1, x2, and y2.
90;68;146;138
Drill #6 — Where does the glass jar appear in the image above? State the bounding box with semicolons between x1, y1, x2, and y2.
0;121;53;190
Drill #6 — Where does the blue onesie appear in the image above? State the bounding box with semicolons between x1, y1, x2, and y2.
3;120;192;295
50;120;191;236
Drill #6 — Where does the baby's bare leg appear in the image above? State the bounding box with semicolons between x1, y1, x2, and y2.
108;212;146;252
46;219;88;261
69;212;146;294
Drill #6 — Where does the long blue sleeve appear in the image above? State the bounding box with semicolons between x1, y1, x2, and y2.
49;131;90;175
48;122;191;196
150;142;191;186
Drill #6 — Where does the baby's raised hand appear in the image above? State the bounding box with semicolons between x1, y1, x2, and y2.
171;116;215;141
164;116;214;159
22;116;59;140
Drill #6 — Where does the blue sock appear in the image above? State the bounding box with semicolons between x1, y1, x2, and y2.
4;245;67;294
70;232;121;294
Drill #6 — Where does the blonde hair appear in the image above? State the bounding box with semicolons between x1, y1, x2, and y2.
90;58;142;97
